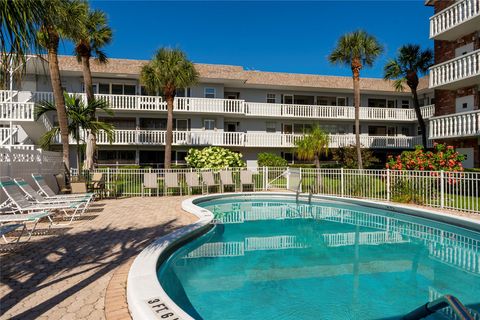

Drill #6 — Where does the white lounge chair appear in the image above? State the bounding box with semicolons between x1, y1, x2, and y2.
185;172;203;195
0;211;53;244
32;174;94;201
201;172;219;194
164;172;182;196
142;173;159;196
220;170;236;192
240;170;255;192
1;177;88;225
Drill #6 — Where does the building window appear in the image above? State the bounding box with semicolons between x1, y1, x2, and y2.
204;88;216;98
176;119;189;131
266;93;276;103
401;100;410;109
401;127;410;136
266;121;276;133
176;88;191;97
99;83;110;94
337;97;347;106
387;100;395;108
204;119;215;130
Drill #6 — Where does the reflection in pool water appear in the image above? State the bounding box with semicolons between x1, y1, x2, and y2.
158;197;480;320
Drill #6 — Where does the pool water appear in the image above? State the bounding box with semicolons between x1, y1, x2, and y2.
158;196;480;320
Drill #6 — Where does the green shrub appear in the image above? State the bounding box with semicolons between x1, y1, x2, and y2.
185;147;245;169
288;163;316;168
332;146;380;169
257;153;287;167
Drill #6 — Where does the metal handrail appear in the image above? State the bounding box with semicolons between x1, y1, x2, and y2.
403;295;474;320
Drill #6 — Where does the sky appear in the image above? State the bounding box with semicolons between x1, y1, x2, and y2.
59;1;434;79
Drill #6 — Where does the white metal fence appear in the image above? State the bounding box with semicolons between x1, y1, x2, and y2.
70;167;480;214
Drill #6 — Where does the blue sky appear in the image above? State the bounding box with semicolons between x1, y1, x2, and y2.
60;1;433;78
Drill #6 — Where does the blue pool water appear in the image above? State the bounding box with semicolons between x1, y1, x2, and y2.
158;196;480;319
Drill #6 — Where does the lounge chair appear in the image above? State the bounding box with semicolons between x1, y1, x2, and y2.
240;170;255;192
14;178;92;207
1;177;88;225
164;172;182;196
32;174;94;201
90;173;105;198
220;170;236;192
201;172;219;194
142;173;159;196
185;172;203;195
0;211;53;244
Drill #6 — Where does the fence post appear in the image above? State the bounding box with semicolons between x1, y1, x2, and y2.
263;166;268;191
386;168;391;202
286;167;290;190
341;167;344;197
299;167;302;193
440;170;445;208
107;167;110;197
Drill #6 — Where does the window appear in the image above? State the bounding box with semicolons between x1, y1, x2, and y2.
387;100;395;108
99;83;110;94
140;86;148;96
463;103;468;109
204;119;215;130
204;88;216;98
124;85;136;95
368;99;387;108
176;88;191;97
337;97;347;106
140;118;166;130
111;84;123;95
417;126;422;135
401;127;410;136
401;100;410;109
266;93;276;103
176;119;189;131
265;122;276;133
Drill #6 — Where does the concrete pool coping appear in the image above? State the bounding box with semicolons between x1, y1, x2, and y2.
126;192;480;320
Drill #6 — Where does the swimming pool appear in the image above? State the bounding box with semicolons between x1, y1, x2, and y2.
155;195;480;320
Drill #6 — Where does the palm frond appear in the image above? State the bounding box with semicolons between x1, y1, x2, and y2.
39;126;60;149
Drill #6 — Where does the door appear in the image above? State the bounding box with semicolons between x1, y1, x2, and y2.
225;122;237;132
283;95;294;104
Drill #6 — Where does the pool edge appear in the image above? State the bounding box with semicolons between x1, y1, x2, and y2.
126;192;480;320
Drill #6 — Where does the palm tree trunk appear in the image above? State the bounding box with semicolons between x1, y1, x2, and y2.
80;54;97;170
46;33;70;170
164;95;174;169
352;60;363;169
314;153;322;193
411;88;427;149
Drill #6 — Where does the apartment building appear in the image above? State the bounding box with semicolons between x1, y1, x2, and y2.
0;55;435;168
427;0;480;168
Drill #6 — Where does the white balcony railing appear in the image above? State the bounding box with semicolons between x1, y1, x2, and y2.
0;102;35;121
429;49;480;88
94;130;426;149
429;0;480;39
429;109;480;139
28;91;433;121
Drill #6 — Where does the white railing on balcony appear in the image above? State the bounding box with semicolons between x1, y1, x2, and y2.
0;90;18;102
0;127;18;145
94;130;426;149
429;0;480;38
28;91;433;121
429;109;480;139
0;102;35;121
429;49;480;88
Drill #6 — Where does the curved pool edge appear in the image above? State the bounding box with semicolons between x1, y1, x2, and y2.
126;192;480;320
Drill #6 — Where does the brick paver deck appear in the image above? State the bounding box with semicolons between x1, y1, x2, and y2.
0;197;195;320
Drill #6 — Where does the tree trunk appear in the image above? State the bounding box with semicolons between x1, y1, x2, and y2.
352;59;363;169
164;95;174;169
314;153;322;193
408;82;427;150
80;54;97;170
46;33;70;170
76;128;81;173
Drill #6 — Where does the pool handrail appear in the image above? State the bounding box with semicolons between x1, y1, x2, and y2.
402;294;474;320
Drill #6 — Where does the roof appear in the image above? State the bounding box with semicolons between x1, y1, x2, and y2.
54;55;430;93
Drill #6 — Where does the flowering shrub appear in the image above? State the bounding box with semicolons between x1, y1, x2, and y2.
257;152;287;167
185;147;245;169
386;143;465;171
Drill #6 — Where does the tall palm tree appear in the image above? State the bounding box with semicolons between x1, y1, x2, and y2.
35;92;114;169
73;7;112;169
294;126;329;169
37;0;87;170
140;48;198;169
329;30;383;169
384;44;433;149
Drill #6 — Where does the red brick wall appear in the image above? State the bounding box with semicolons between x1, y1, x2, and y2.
434;87;479;116
434;33;479;64
433;0;455;13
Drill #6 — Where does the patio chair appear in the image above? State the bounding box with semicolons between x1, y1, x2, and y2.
240;170;255;192
32;174;94;201
14;178;92;207
0;211;54;244
164;172;182;196
142;173;159;196
220;170;236;192
185;172;203;195
90;173;105;198
201;172;219;194
1;177;88;225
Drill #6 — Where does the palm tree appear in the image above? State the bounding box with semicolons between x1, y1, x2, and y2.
329;30;383;169
35;92;114;169
140;48;198;169
294;126;329;169
37;0;87;170
384;44;433;149
73;6;112;169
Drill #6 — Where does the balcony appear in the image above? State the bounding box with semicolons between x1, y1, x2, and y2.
429;0;480;40
93;130;427;149
429;109;480;139
0;102;35;121
429;49;480;89
28;91;434;122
